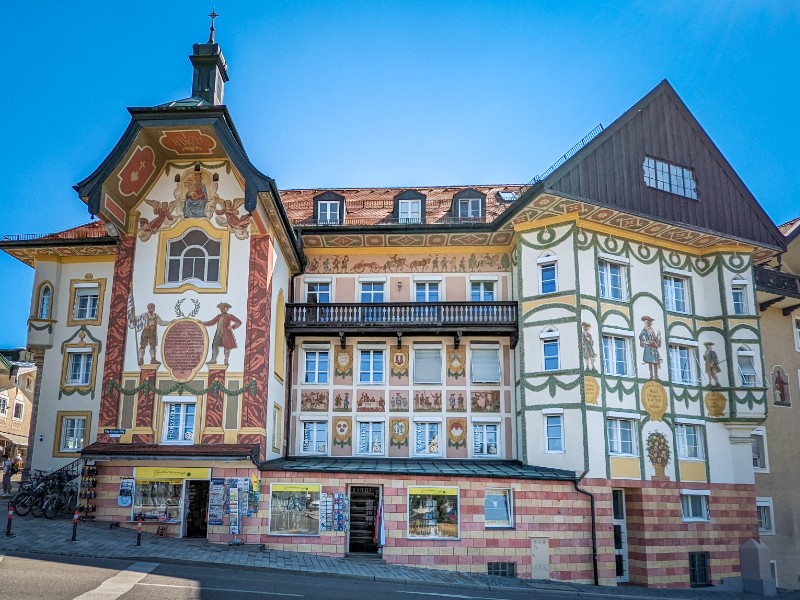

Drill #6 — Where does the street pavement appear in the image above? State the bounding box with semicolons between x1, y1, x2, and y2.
0;515;796;599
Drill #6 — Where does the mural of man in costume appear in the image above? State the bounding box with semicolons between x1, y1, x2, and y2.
132;303;171;365
639;316;662;380
203;302;242;365
703;341;721;387
581;322;597;371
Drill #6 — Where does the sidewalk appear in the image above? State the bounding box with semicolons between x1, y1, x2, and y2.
0;515;794;599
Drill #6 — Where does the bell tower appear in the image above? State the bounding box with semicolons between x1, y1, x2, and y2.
189;9;229;105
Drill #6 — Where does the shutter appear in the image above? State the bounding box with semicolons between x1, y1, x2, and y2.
471;347;500;383
414;348;442;384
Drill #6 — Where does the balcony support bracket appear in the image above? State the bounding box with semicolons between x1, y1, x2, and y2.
396;332;402;349
759;296;785;312
453;330;462;350
338;331;346;349
782;304;800;317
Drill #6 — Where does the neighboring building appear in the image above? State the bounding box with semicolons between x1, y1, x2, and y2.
0;29;786;588
0;349;36;467
753;220;800;590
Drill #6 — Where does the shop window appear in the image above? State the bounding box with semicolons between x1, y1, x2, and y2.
269;483;321;535
414;345;442;384
681;491;710;522
37;282;53;319
663;275;689;313
408;486;459;539
539;255;558;295
133;481;182;522
414;422;441;456
732;279;749;315
302;421;328;454
359;348;385;384
669;344;697;385
676;423;704;460
598;259;628;301
471;345;501;384
689;552;711;587
751;428;768;471
602;335;631;376
607;418;637;456
304;349;329;384
162;399;196;444
12;399;23;421
484;488;513;528
357;421;384;455
756;498;775;535
472;423;499;457
545;414;564;452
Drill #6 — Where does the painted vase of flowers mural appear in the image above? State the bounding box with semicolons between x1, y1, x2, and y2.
646;432;671;479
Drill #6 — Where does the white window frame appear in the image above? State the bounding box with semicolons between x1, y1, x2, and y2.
37;284;53;319
303;348;329;384
484;488;514;529
669;344;697;386
607;417;638;456
602;334;632;377
12;398;23;422
794;316;800;352
65;349;94;386
540;328;560;372
305;281;331;303
756;497;775;535
317;200;340;225
415;280;441;303
161;396;197;445
414;421;442;456
165;228;222;286
470;280;496;302
458;196;482;219
472;422;500;458
399;199;422;223
356;420;385;456
0;392;7;417
737;346;759;387
360;281;385;303
470;344;501;384
538;254;558;295
663;274;690;313
680;490;711;522
751;427;769;472
59;415;87;452
358;347;385;384
732;279;749;315
545;413;564;453
413;345;443;385
676;423;704;460
301;420;328;455
597;259;628;301
72;284;100;321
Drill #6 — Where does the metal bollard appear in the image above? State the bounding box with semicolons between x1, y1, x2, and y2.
136;515;142;546
6;504;14;537
71;508;79;541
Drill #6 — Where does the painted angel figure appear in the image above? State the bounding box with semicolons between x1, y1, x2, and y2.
138;199;178;242
213;198;251;239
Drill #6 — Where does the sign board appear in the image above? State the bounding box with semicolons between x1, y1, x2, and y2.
118;477;134;507
408;487;458;496
271;483;320;494
134;467;211;481
104;429;126;437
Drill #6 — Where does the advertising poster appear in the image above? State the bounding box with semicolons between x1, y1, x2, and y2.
117;478;134;508
207;478;225;525
229;485;240;535
237;478;249;520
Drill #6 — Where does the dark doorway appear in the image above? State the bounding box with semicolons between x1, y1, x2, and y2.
349;486;380;553
185;480;209;538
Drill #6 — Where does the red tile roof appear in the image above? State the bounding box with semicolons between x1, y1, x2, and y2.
38;220;108;241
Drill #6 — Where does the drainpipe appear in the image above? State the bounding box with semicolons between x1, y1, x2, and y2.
572;470;599;586
282;273;299;459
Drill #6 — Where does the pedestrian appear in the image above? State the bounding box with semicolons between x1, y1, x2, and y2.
1;454;11;497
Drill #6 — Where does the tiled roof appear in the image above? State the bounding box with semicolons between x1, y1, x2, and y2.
779;216;800;236
262;457;577;481
81;442;260;462
280;185;526;226
38;221;108;241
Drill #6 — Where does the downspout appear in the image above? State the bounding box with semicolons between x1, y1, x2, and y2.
572;470;599;586
282;272;299;458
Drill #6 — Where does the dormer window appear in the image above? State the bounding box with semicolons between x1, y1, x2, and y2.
393;190;425;225
498;191;517;203
313;191;345;225
453;189;486;222
643;156;697;199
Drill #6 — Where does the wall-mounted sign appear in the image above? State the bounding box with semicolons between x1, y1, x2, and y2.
134;467;211;481
118;478;134;507
104;429;126;437
161;319;208;382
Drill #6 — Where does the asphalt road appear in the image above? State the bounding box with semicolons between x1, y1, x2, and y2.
0;553;543;600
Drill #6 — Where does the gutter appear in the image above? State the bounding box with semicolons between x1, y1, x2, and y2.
572;470;599;586
283;272;299;458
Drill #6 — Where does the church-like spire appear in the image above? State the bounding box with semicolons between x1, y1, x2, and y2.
190;8;229;106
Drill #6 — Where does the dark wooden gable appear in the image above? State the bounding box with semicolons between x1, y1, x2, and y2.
544;80;784;251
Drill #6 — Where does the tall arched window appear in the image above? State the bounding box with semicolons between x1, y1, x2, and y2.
37;283;53;319
166;229;221;284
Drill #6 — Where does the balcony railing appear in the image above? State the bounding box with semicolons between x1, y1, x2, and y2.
754;266;800;299
285;301;519;345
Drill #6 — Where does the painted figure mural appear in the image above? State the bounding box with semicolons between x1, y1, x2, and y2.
581;322;597;371
129;302;171;365
181;168;212;218
703;341;721;387
639;316;662;380
203;302;242;365
772;366;791;406
213;199;251;240
138;199;178;242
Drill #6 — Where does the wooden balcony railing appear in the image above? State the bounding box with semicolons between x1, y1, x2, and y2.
285;301;519;346
754;265;800;299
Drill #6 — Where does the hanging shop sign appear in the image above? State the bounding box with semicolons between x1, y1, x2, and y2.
134;467;211;481
208;478;225;525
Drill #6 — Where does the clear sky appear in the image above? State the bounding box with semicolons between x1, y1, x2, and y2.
1;1;798;347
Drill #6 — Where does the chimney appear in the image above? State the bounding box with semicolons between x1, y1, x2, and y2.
189;16;229;105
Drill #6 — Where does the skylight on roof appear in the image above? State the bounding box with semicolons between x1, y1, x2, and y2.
498;191;517;202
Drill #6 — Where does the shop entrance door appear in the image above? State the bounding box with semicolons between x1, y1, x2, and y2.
348;486;380;553
612;489;629;583
185;480;210;538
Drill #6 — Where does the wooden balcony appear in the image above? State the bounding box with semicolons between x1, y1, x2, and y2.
285;301;518;347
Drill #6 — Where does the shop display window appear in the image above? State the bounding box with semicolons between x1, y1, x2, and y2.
133;480;183;522
407;486;459;539
269;484;321;536
484;488;513;528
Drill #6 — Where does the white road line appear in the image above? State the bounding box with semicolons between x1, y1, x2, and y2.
399;592;510;600
73;561;159;600
137;582;303;596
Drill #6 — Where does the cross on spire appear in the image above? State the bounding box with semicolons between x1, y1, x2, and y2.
208;7;219;43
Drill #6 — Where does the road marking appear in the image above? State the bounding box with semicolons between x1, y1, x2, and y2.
400;593;511;600
73;561;159;600
137;582;303;596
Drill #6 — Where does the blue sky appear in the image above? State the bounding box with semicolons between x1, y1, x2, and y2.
1;1;798;347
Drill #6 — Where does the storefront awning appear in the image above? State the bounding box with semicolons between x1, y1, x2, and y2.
0;432;29;447
81;442;259;464
262;457;577;481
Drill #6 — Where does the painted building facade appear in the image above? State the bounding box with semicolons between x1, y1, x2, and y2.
0;350;36;465
0;32;786;588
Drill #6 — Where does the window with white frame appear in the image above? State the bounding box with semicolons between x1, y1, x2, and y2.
72;285;100;321
457;195;483;219
360;281;385;321
607;418;637;455
166;228;221;284
737;346;758;387
794;318;800;352
473;423;499;456
304;349;329;384
415;281;440;302
545;414;564;452
643;157;697;199
751;429;768;470
399;199;422;223
359;348;385;384
598;259;627;301
663;275;689;313
37;284;52;319
357;421;384;455
65;350;93;386
676;423;704;460
539;256;557;294
414;345;442;384
732;280;748;315
756;498;775;535
681;491;710;521
0;393;7;417
60;415;87;452
162;399;196;443
484;488;513;528
541;329;560;371
414;422;441;455
470;280;495;302
301;420;328;454
12;399;23;421
317;200;340;225
602;335;631;376
471;345;501;384
669;344;696;385
306;281;331;303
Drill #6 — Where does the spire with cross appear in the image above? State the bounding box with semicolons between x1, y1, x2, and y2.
208;7;219;43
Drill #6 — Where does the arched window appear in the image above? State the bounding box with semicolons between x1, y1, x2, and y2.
166;229;221;284
737;345;758;387
538;252;558;294
37;283;53;319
